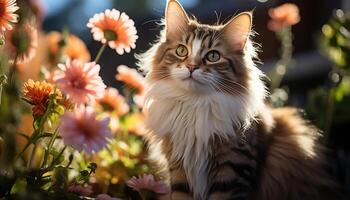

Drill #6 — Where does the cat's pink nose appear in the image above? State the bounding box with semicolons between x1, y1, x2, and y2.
186;63;199;73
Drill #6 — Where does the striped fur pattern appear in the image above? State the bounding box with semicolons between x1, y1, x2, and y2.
138;0;340;199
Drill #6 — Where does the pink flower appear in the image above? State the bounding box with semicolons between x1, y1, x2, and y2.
59;107;112;154
54;59;106;105
126;174;169;195
96;194;122;200
68;184;93;196
87;9;138;55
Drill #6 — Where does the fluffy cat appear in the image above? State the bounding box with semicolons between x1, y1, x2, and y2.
137;0;340;199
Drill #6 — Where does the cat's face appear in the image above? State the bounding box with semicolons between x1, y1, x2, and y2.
145;0;253;95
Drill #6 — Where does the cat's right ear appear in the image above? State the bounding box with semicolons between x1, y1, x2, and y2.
165;0;189;37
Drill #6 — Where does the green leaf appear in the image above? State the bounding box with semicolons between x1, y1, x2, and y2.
334;76;350;101
10;178;27;194
48;105;65;127
0;74;7;105
55;105;65;115
49;149;64;166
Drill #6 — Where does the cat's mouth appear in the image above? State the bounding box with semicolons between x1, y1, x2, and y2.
183;76;201;84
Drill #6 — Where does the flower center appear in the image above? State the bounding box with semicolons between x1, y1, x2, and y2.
103;29;117;41
71;77;86;89
78;121;96;138
100;101;115;112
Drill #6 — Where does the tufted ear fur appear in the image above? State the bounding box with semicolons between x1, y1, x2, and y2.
165;0;189;38
220;12;252;51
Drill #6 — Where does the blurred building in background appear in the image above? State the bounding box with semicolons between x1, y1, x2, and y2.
41;0;343;92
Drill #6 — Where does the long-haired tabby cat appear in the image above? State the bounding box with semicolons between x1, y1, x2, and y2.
138;0;340;199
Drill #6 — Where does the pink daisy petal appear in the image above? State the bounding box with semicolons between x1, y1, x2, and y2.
59;107;112;154
53;59;106;105
126;174;169;195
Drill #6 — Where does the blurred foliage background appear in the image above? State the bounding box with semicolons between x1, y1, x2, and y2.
1;0;350;199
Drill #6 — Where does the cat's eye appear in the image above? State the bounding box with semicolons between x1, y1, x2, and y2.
176;45;188;57
205;50;220;62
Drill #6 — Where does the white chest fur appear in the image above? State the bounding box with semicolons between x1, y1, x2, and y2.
143;80;264;199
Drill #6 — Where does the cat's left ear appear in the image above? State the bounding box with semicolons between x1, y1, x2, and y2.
165;0;189;37
221;12;252;51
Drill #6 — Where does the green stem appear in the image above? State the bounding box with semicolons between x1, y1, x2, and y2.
9;54;18;86
0;74;7;105
38;96;55;134
323;88;335;142
94;43;108;63
16;141;32;160
49;146;67;168
270;26;293;91
41;125;60;168
16;95;56;161
65;154;73;168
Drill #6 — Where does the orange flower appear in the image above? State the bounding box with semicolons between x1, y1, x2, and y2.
0;0;19;33
5;22;38;63
61;98;74;111
268;3;300;32
87;9;138;55
97;87;129;116
47;31;90;64
116;65;146;94
22;79;60;116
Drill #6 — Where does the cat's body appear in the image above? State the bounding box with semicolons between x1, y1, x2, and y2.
139;1;340;199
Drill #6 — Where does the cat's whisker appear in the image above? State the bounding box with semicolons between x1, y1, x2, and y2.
216;76;249;92
201;73;247;94
200;74;238;94
203;72;249;92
